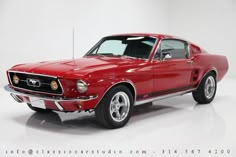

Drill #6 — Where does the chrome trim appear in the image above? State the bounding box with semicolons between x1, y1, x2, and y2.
151;38;161;61
7;86;63;96
26;78;41;87
77;80;88;86
76;80;88;93
152;38;190;61
135;88;195;106
94;80;137;108
7;70;64;95
187;42;191;58
147;37;159;61
54;102;64;111
204;76;216;99
4;85;98;102
85;35;158;61
8;70;57;78
10;93;23;103
186;60;193;64
7;71;13;86
109;91;130;122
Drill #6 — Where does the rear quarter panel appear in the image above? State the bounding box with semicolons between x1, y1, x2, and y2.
193;53;228;82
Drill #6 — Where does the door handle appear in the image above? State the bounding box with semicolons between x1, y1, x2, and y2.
187;60;193;64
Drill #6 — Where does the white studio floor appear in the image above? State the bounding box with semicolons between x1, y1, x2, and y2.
0;77;235;157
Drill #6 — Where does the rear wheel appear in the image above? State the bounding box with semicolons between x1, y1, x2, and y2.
27;103;52;113
192;72;217;104
95;85;134;129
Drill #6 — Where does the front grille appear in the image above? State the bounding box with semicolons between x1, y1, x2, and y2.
8;72;63;95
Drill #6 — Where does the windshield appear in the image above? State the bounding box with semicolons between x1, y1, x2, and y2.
86;36;157;59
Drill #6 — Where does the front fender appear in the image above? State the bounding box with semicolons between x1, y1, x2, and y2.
86;77;136;108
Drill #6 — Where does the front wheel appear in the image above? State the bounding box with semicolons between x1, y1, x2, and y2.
95;85;134;129
192;72;217;104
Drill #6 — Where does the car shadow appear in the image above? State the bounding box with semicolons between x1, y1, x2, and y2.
12;94;225;138
21;104;171;135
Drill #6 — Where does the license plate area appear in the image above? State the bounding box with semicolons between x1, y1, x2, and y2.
29;97;46;109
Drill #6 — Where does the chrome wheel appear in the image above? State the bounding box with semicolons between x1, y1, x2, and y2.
95;85;133;128
204;76;216;99
110;92;130;122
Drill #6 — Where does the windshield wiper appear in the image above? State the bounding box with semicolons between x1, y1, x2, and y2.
86;54;106;57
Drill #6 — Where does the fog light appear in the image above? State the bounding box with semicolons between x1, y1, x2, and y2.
50;80;58;90
13;75;20;84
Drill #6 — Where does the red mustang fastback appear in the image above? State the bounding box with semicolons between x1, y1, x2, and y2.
5;33;228;128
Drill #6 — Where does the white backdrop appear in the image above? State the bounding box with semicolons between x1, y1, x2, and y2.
0;0;235;86
168;0;236;78
1;1;236;156
0;0;168;86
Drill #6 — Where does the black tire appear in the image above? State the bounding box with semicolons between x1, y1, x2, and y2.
27;103;52;113
192;72;217;104
95;85;134;129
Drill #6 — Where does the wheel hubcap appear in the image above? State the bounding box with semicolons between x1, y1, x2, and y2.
110;92;130;122
204;76;216;99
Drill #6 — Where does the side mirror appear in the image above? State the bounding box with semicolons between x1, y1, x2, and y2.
164;54;172;60
161;52;172;60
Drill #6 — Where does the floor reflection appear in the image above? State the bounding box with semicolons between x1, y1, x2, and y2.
22;97;225;141
25;111;103;135
3;80;233;146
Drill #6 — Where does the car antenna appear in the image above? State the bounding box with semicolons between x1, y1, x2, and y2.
72;27;75;60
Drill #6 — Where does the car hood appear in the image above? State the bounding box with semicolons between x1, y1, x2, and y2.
9;56;143;78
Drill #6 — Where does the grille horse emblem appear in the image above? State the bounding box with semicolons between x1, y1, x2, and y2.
27;78;41;87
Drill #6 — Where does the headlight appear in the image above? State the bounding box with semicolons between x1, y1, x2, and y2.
50;80;58;90
77;80;88;93
13;75;20;84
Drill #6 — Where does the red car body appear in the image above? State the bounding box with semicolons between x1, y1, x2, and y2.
5;33;228;128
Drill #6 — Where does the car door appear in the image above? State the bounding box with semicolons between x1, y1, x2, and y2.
152;39;194;96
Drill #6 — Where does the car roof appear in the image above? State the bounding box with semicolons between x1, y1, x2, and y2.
106;33;199;47
108;33;175;39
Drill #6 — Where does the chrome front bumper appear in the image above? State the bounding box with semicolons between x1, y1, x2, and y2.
4;85;98;111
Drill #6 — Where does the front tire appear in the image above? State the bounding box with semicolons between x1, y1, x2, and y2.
27;103;52;113
192;72;217;104
95;85;134;129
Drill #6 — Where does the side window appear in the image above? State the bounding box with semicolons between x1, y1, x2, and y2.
157;39;189;59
